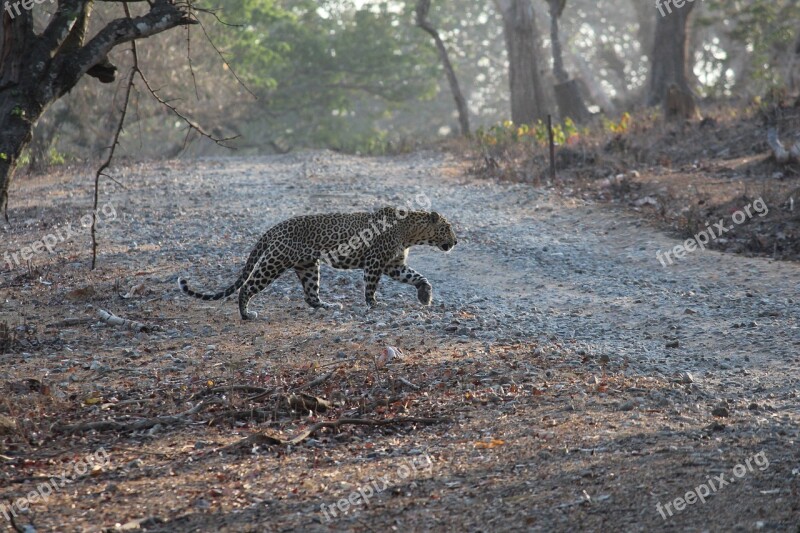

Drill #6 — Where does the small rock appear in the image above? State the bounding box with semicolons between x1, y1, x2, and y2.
711;406;730;417
665;340;679;349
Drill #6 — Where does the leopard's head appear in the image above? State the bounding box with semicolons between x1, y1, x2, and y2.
428;211;458;251
400;210;457;251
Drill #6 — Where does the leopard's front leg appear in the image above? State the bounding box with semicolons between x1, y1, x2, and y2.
383;260;433;305
363;261;384;307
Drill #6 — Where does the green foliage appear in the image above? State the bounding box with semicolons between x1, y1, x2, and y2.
702;0;800;91
475;118;582;150
18;142;69;170
206;0;439;150
601;112;631;134
47;147;67;166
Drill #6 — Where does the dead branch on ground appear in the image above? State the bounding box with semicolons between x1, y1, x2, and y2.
217;416;450;452
97;309;159;332
57;398;222;434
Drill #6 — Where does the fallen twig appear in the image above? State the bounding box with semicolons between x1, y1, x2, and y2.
97;309;159;333
295;367;338;392
46;317;93;328
285;393;332;413
218;416;449;452
189;384;271;402
58;399;221;434
396;377;421;390
209;408;274;426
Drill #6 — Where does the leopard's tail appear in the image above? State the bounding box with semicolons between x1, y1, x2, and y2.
179;235;267;301
178;276;244;301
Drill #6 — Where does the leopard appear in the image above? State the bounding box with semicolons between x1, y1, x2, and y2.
178;206;458;320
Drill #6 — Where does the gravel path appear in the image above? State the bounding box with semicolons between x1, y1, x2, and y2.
156;150;799;387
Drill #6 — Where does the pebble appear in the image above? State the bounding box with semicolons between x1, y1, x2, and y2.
711;406;730;417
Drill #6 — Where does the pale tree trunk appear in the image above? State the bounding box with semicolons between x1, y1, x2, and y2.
0;0;195;219
494;0;546;125
546;0;590;123
570;50;616;114
784;29;800;92
647;0;696;108
631;0;655;69
415;0;470;136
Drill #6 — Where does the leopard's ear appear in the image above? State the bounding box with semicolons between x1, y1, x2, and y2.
428;211;441;223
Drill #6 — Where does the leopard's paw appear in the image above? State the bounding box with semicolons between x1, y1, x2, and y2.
417;284;432;306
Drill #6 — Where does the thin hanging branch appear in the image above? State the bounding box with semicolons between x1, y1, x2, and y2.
136;70;239;147
91;38;137;270
186;25;201;100
193;14;257;100
415;0;470;136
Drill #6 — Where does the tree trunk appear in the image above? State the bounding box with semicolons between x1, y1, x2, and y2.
495;0;546;125
416;0;470;136
630;0;655;70
547;0;590;124
548;0;567;84
0;0;195;218
0;7;38;218
570;50;616;114
647;1;696;108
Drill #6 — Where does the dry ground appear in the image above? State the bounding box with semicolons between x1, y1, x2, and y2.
0;150;798;532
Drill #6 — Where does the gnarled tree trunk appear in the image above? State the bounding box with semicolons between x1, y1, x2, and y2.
0;0;195;219
494;0;546;125
546;0;590;124
647;0;697;112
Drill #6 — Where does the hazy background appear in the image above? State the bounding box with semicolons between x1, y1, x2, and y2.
25;0;800;165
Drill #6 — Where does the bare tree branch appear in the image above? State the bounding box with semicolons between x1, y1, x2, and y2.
36;0;90;62
49;0;197;100
136;70;239;147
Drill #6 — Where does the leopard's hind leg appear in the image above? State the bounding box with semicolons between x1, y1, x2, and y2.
294;261;342;310
238;254;290;320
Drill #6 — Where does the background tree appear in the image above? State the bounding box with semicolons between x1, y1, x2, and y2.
0;0;196;218
647;0;698;117
545;0;590;123
415;0;470;135
494;0;547;124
